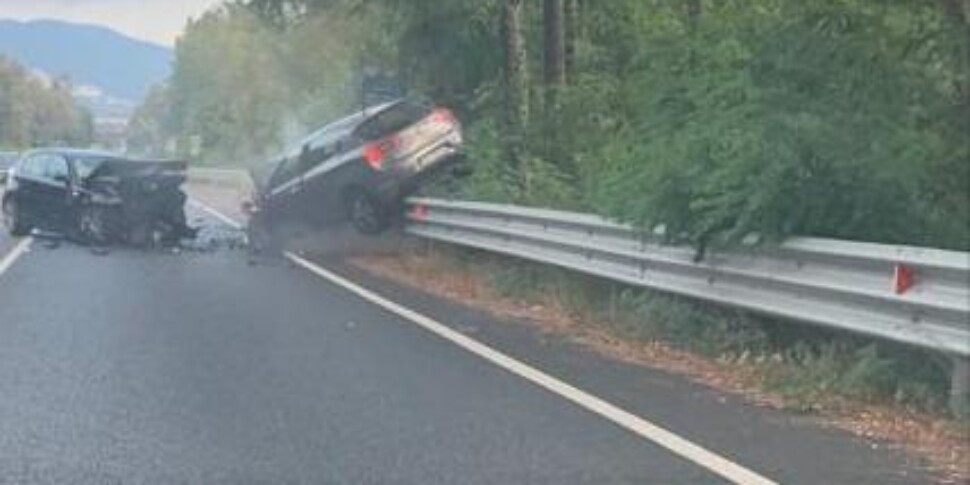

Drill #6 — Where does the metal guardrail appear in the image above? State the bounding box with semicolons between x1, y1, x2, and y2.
175;169;970;409
187;167;252;189
404;198;970;361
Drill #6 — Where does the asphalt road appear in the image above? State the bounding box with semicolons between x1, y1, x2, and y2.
0;209;936;484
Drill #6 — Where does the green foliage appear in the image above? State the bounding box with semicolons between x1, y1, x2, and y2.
583;0;968;250
763;340;950;412
0;56;92;149
168;5;290;164
611;288;771;357
452;120;579;208
127;84;175;157
136;0;968;249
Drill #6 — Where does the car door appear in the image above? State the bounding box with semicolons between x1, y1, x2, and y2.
297;133;348;226
12;153;49;227
30;153;74;231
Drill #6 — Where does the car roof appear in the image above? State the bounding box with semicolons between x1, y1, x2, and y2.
286;99;404;155
24;148;121;160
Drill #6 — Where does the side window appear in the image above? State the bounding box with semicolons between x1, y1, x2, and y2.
355;101;430;141
301;131;342;172
18;155;44;178
42;155;70;182
271;156;301;187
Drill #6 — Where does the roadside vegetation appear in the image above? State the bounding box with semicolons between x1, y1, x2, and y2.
350;245;970;480
473;252;953;414
133;0;969;420
0;56;93;149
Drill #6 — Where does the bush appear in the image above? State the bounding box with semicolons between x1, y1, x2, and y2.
580;1;968;251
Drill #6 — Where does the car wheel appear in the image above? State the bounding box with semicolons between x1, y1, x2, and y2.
346;189;387;235
79;205;114;246
2;197;31;237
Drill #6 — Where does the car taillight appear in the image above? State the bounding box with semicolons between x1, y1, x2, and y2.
363;135;401;170
430;108;456;125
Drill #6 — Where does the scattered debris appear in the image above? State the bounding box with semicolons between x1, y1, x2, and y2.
26;215;249;256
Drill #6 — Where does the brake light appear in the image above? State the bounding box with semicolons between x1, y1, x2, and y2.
363;144;384;170
363;135;401;170
431;108;456;125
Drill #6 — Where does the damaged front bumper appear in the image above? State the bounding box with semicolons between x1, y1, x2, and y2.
75;161;197;247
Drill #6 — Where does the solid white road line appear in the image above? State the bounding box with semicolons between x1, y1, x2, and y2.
0;237;32;280
286;252;778;485
193;200;778;485
189;199;243;229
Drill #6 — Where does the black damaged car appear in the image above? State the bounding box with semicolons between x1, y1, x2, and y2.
249;98;466;235
2;148;195;246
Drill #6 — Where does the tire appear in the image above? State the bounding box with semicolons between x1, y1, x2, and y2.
345;189;388;235
78;205;115;246
127;222;152;248
2;197;31;237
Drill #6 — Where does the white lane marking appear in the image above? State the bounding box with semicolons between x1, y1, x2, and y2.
188;199;243;229
286;252;777;485
194;202;778;485
0;237;33;279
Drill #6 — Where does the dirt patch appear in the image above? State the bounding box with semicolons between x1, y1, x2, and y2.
350;250;970;484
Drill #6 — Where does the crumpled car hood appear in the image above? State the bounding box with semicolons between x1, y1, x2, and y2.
83;159;187;186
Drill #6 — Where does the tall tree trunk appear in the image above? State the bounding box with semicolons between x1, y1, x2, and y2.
686;0;701;33
564;0;580;78
503;0;528;172
940;0;969;123
542;0;567;166
544;0;567;86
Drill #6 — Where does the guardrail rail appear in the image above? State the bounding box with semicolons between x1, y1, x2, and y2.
404;197;970;412
187;167;253;189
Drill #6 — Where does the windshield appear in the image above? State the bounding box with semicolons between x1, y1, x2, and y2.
355;100;432;141
72;155;115;180
0;2;966;484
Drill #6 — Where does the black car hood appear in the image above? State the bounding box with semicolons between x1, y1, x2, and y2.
83;158;188;184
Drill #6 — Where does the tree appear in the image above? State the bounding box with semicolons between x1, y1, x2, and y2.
564;0;580;77
0;56;91;148
127;84;174;156
141;0;969;250
544;0;567;86
503;0;528;169
168;5;288;164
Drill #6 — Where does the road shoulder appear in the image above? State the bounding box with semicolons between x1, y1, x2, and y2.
311;251;935;485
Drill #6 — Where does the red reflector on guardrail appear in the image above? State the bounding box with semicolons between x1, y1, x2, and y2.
409;204;429;222
893;263;915;295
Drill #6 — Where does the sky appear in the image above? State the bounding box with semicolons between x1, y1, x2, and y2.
0;0;225;47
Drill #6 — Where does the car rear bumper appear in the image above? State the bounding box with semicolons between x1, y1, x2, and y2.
373;149;466;205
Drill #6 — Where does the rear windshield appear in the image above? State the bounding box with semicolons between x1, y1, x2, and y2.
355;100;431;141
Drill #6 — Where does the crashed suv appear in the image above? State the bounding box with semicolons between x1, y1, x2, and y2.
249;98;466;235
2;149;195;246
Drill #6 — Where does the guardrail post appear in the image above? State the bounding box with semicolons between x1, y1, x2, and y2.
951;356;970;418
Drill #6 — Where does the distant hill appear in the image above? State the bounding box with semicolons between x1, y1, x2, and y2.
0;19;172;102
